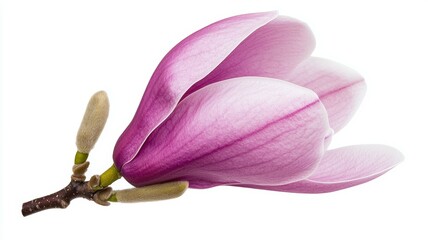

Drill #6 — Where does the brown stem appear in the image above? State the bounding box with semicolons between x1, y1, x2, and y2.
22;180;96;217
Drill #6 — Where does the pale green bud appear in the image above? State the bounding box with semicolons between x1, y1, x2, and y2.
76;91;109;153
113;181;189;203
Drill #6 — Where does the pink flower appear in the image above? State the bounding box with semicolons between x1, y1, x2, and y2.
113;12;402;193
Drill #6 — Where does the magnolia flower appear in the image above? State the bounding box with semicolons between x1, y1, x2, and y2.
21;11;404;217
113;11;402;193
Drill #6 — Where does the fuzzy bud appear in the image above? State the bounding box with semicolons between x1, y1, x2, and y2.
114;181;189;203
76;91;109;153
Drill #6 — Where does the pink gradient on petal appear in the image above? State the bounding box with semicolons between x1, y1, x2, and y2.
240;145;403;193
120;77;330;188
284;57;367;132
182;16;315;98
114;12;279;168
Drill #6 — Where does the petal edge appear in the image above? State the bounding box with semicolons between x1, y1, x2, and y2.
240;144;403;193
284;57;367;132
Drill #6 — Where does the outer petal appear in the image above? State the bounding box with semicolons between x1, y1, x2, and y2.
284;57;367;132
113;12;316;169
242;145;403;193
182;16;316;98
121;77;330;188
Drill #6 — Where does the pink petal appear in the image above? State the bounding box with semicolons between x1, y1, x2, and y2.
182;16;316;98
242;145;403;193
113;12;316;169
120;77;331;188
284;57;367;132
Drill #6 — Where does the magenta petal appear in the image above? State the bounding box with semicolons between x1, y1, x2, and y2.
243;145;403;193
284;57;366;132
114;12;277;167
113;12;316;168
183;16;316;98
120;77;331;188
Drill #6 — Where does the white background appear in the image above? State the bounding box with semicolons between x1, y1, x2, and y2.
1;0;427;239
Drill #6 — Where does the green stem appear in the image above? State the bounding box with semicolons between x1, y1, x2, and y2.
74;151;89;164
108;193;118;202
99;164;121;188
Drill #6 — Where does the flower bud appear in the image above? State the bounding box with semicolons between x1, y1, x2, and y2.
113;181;188;203
76;91;109;153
